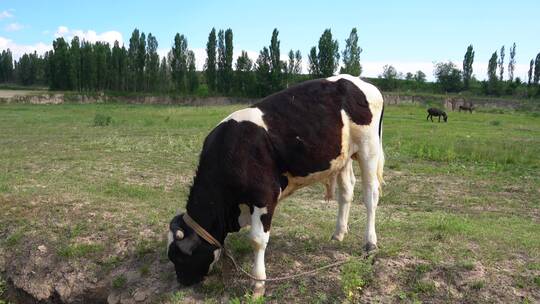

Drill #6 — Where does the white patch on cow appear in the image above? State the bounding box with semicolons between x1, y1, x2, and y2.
248;207;269;293
326;74;384;112
167;230;174;255
238;203;251;228
220;108;268;131
208;249;222;272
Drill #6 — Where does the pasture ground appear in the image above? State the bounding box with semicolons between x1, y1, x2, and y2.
0;103;539;303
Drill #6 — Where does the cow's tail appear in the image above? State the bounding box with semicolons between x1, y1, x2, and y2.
377;105;385;195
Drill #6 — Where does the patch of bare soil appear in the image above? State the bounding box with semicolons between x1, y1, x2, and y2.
0;90;44;99
359;254;540;303
1;245;178;304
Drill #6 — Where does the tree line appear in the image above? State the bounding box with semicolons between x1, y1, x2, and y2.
1;27;539;98
0;27;363;97
377;43;540;97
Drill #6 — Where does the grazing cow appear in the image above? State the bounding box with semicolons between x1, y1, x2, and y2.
459;104;474;113
167;74;385;297
427;107;448;122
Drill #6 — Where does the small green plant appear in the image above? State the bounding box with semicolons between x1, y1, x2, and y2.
139;264;150;276
458;260;475;271
341;258;373;300
228;294;265;304
413;280;436;294
470;280;485;290
489;120;501;126
112;275;127;289
58;243;104;258
169;291;186;303
0;277;6;297
4;231;23;247
93;113;112;126
533;276;540;288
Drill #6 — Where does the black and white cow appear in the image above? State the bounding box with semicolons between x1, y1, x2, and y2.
168;74;385;297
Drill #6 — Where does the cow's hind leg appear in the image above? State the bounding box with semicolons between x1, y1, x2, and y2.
358;141;382;252
331;159;356;241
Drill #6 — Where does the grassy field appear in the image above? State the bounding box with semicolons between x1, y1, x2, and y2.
0;103;539;303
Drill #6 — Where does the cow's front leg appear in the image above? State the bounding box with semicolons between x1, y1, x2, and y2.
248;206;270;298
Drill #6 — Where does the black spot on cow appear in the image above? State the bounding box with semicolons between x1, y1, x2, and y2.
254;78;372;177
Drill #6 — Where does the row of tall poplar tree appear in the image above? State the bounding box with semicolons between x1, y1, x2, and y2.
0;27;362;97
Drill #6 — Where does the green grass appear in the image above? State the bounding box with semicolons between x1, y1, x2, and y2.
0;103;539;303
111;275;127;289
57;243;105;258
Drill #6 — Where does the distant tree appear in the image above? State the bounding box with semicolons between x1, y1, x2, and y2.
269;28;282;91
308;46;319;78
235;50;254;96
158;56;170;92
69;36;81;91
294;50;302;75
508;43;516;82
498;45;505;81
110;41;126;91
16;52;40;85
528;59;534;85
285;49;302;86
186;50;198;93
217;29;226;93
317;29;340;77
434;61;462;92
462;44;474;89
205;28;217;92
379;64;398;90
146;33;160;91
0;49;14;83
340;27;362;76
487;51;499;95
224;29;234;93
534;53;540;85
488;52;498;82
171;33;188;92
127;29;140;91
255;47;272;96
51;37;72;90
414;70;426;83
81;40;96;91
405;72;414;81
137;32;146;91
94;42;110;91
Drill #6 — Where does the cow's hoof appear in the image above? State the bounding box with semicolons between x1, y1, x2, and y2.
331;233;345;242
252;283;265;299
363;242;378;253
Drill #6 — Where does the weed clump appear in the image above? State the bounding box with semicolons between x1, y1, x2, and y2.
93;113;112;126
341;257;373;300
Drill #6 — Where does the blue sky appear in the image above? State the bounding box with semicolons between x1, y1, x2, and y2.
1;0;539;80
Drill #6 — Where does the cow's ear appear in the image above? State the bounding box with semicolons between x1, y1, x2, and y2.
176;231;201;256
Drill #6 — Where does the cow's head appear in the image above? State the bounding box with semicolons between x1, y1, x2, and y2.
167;213;221;285
442;112;448;122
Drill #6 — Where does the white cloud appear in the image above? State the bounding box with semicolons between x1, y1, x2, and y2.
54;26;123;45
5;22;24;32
0;36;51;59
0;10;13;20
